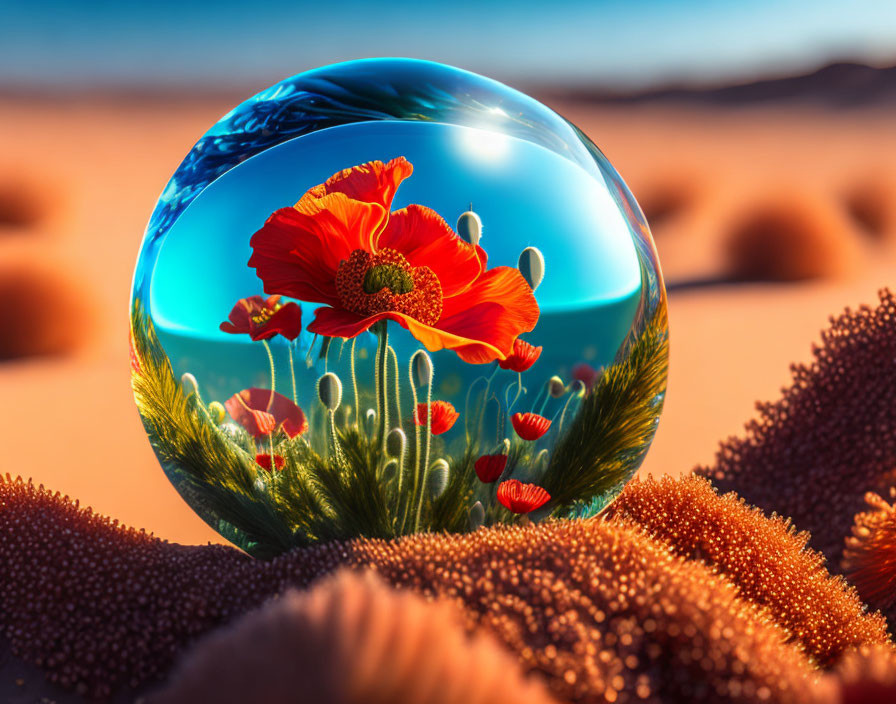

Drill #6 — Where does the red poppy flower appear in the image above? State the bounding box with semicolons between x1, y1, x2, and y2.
220;295;302;341
248;157;540;364
413;400;459;435
474;454;507;483
511;412;551;441
497;479;551;514
128;329;141;374
255;453;285;471
572;362;600;392
497;338;542;372
225;388;308;438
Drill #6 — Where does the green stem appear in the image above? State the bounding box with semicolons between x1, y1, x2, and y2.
328;410;344;465
288;341;298;407
464;376;488;444
413;380;433;532
262;339;277;411
404;362;422;534
388;345;402;429
350;338;360;430
375;323;389;451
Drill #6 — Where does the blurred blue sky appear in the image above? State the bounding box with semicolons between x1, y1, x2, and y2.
2;0;895;90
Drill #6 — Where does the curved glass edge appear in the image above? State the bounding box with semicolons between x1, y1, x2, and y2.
132;57;611;302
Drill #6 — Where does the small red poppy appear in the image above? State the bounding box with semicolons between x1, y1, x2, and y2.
474;454;507;483
572;362;600;392
128;329;141;374
497;338;542;373
248;409;277;437
255;453;285;471
497;479;551;514
220;295;302;342
511;412;551;441
413;400;459;435
225;388;308;439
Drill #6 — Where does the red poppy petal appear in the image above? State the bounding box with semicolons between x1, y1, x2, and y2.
258;301;303;341
413;400;459;435
304;157;413;213
474;454;507;483
225;388;308;438
497;479;551;513
377;205;482;297
497;338;542;372
249;193;386;306
511;412;551;441
220;297;260;336
307;307;385;339
438;267;539;359
308;307;506;363
255;453;285;471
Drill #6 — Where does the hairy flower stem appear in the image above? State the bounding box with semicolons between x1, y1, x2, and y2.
328;410;344;465
555;389;581;439
261;340;277;411
375;323;389;452
464;376;488;444
287;342;298;407
388;345;402;428
507;373;525;414
350;338;360;430
477;365;500;440
413;380;433;532
405;363;422;533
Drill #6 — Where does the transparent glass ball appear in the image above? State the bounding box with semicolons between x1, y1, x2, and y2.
130;58;668;557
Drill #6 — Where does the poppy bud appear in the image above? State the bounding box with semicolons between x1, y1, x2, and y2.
518;246;545;291
318;373;342;411
456;210;482;247
429;459;449;498
468;501;485;531
386;427;407;458
411;349;434;387
548;376;566;398
180;372;199;397
208;401;226;424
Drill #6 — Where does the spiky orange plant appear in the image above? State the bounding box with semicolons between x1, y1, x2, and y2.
818;645;896;704
0;474;827;703
610;474;891;665
843;489;896;615
699;289;896;564
148;570;560;704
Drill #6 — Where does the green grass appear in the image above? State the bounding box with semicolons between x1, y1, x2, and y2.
130;296;668;557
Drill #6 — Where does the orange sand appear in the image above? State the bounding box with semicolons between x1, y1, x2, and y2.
0;94;893;546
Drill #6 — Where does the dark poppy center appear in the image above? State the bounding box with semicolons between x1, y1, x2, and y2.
336;248;443;326
363;264;415;295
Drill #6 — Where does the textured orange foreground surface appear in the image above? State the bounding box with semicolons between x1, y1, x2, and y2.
0;94;893;545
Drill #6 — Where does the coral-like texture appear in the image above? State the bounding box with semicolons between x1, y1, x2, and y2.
843;489;896;615
148;570;559;704
1;474;832;703
610;475;891;665
699;289;896;564
818;645;896;704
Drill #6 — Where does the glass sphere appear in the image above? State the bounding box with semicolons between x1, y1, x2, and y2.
129;58;668;557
